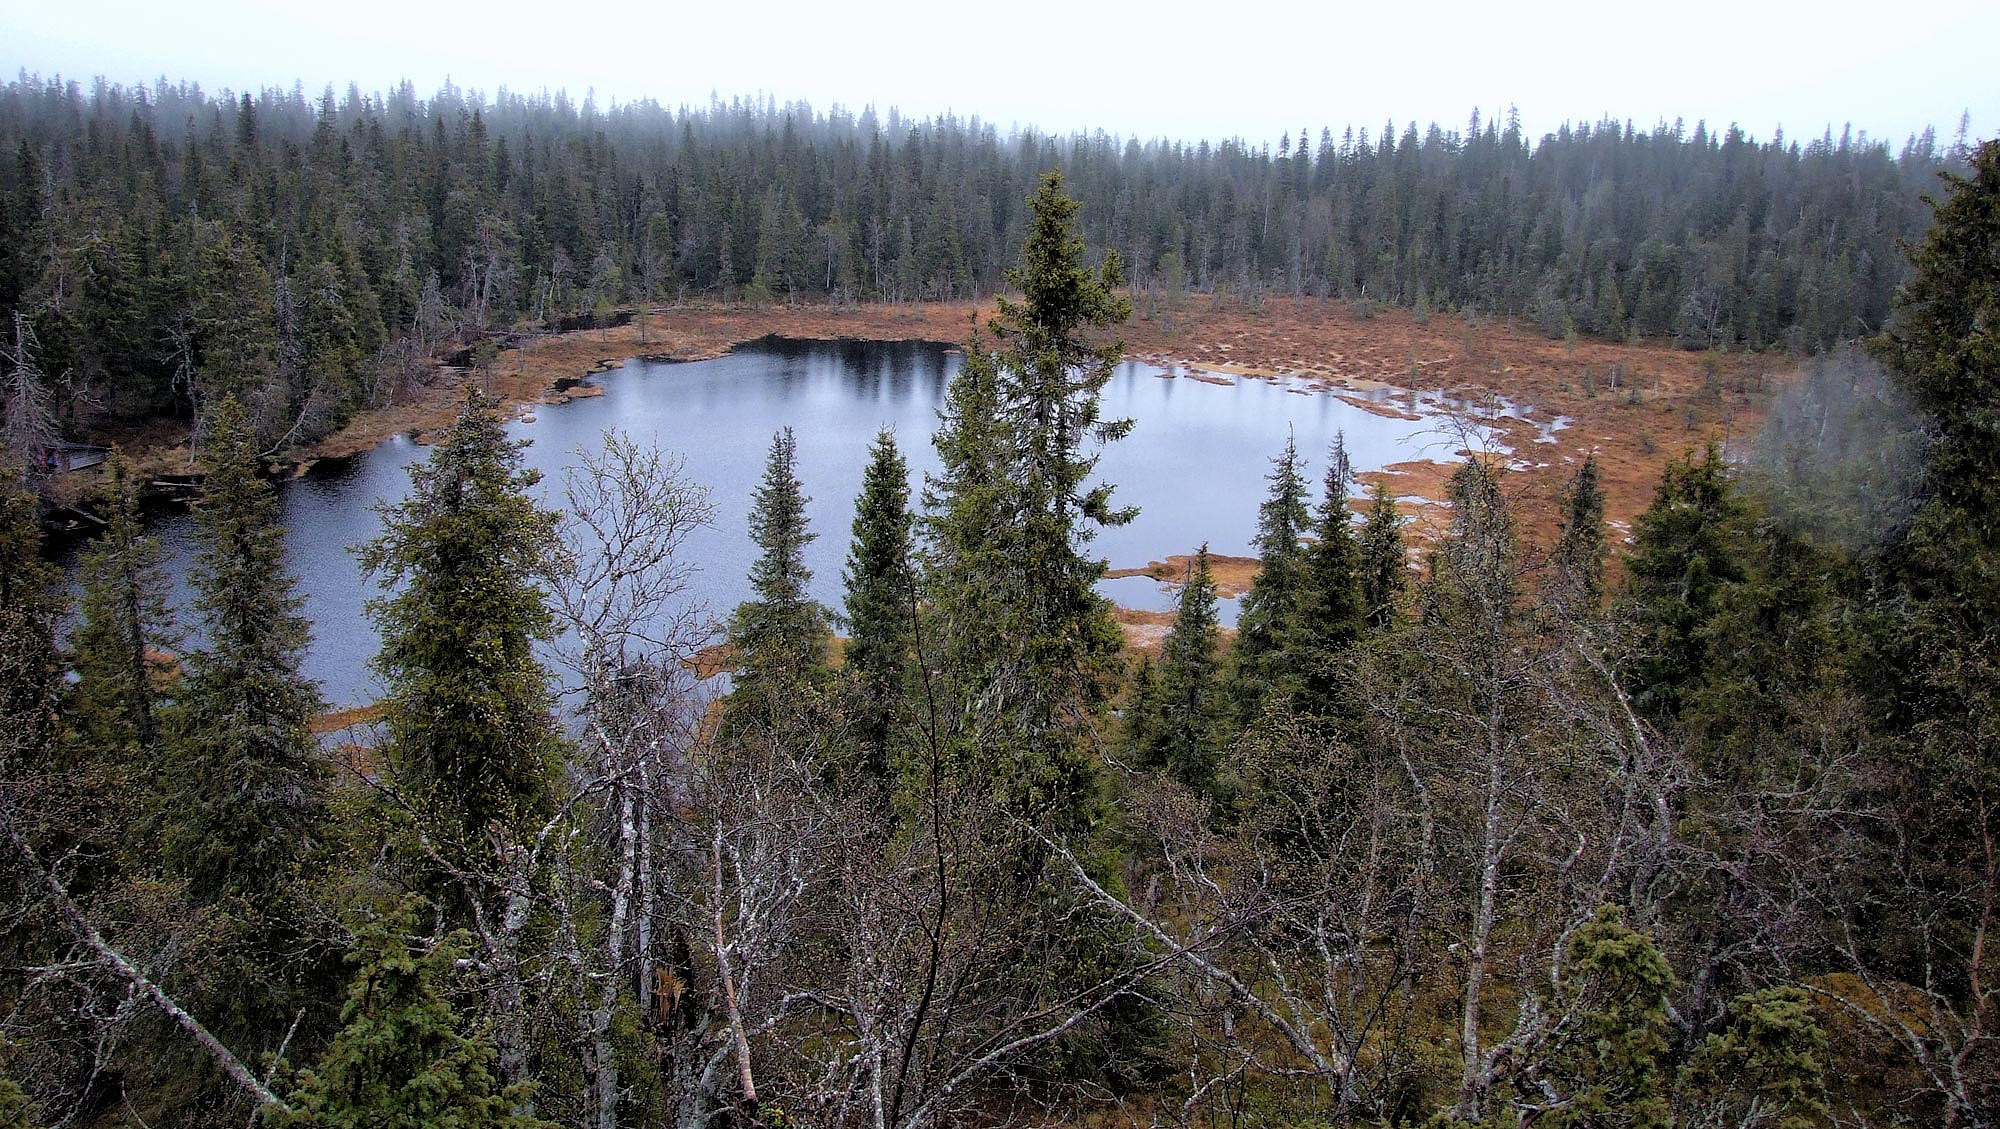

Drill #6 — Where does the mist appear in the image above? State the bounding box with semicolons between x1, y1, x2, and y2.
1747;344;1928;551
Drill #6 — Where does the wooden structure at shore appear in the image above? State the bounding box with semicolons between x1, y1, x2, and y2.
40;441;109;473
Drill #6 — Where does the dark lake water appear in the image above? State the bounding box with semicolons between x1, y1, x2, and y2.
125;337;1513;708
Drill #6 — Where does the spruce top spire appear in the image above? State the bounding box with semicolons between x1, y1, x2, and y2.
730;426;832;692
1000;171;1131;357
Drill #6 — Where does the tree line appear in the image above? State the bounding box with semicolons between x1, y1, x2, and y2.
5;151;2000;1127
0;74;1970;461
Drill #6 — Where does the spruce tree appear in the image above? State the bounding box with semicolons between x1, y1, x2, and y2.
1233;437;1311;714
927;171;1132;833
1677;988;1830;1128
1423;459;1519;630
924;336;1013;694
358;387;562;843
1144;545;1228;795
194;233;279;423
1618;447;1746;721
0;1090;26;1129
1123;656;1162;760
70;451;177;759
0;471;62;764
841;428;915;776
2;314;59;492
1359;481;1407;631
1550;453;1608;614
726;427;833;739
990;170;1135;786
1867;141;2000;751
0;1060;33;1129
1863;140;2000;1052
1536;906;1674;1129
1297;436;1368;717
271;905;549;1129
920;172;1161;1082
160;396;326;904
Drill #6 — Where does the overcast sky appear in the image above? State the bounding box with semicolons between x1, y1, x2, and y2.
5;0;1994;148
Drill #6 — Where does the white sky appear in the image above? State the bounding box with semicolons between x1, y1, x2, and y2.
5;0;1994;148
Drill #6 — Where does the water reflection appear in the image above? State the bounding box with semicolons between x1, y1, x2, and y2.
123;338;1485;707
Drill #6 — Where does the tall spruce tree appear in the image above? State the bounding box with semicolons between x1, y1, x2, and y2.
1869;140;2000;754
1863;141;2000;1085
990;171;1134;783
841;428;915;777
70;451;177;759
358;387;562;843
919;172;1162;1082
160;397;326;903
726;427;833;741
1233;436;1311;713
1297;435;1368;717
1359;480;1407;631
928;170;1133;832
1143;545;1228;795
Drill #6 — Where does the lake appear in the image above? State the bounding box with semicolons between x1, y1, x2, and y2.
129;337;1513;708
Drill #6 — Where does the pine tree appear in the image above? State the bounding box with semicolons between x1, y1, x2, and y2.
1359;481;1406;631
160;396;326;903
1550;453;1607;614
270;905;549;1129
70;451;177;758
841;428;915;776
726;427;833;739
358;387;562;843
1233;437;1311;714
1297;436;1368;717
1144;545;1228;795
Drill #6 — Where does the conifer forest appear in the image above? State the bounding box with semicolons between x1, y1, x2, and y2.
5;66;2000;1129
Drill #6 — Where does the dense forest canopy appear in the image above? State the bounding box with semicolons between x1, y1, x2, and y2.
0;74;1970;453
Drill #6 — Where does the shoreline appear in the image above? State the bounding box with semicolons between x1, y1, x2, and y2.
47;294;1792;672
322;297;1789;554
56;295;1782;559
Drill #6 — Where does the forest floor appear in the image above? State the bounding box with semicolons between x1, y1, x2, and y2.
75;294;1786;655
